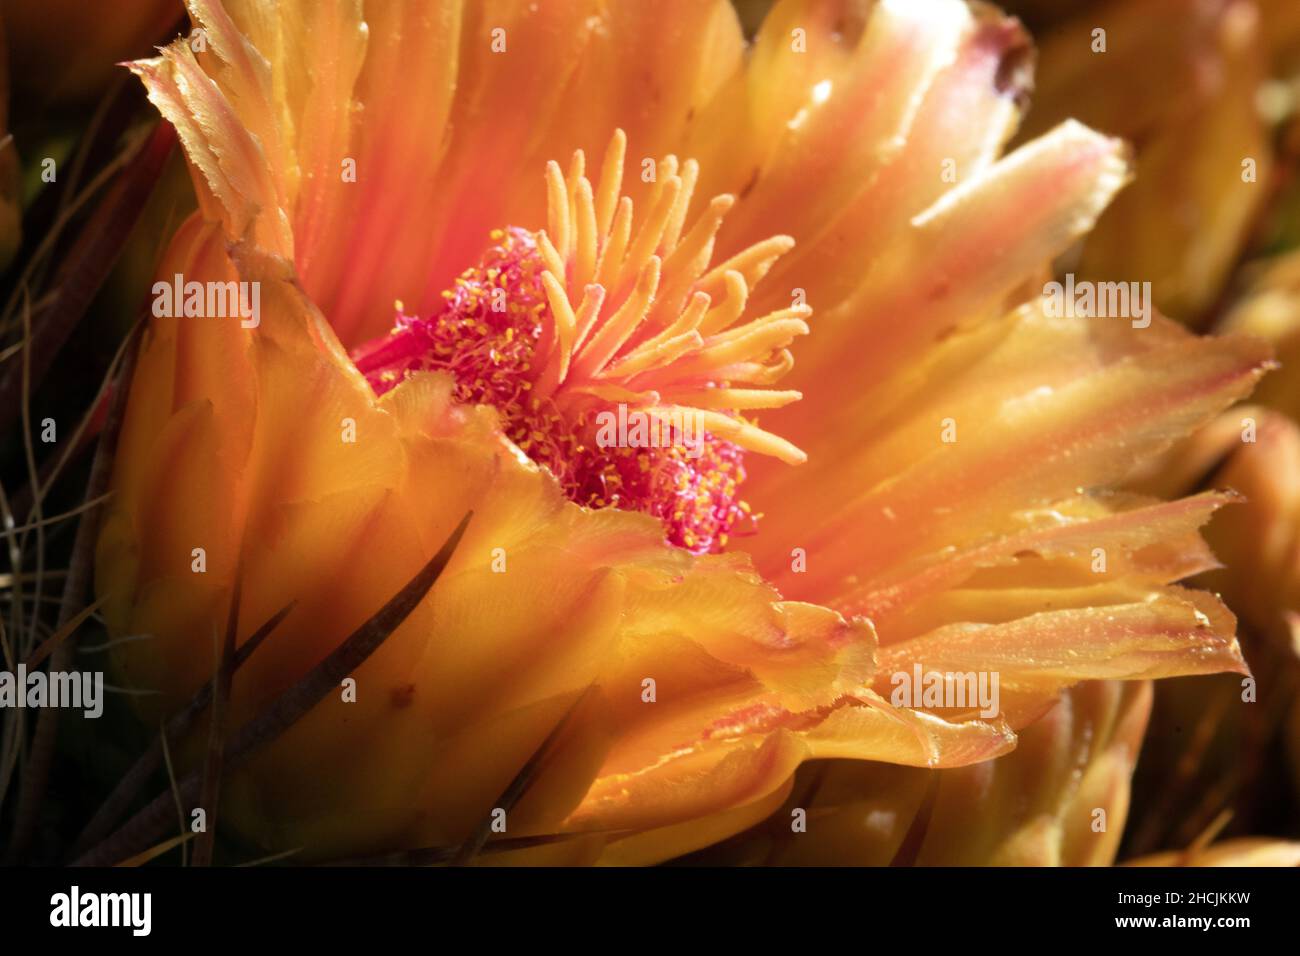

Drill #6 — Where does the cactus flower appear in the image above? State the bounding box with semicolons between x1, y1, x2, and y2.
96;0;1268;863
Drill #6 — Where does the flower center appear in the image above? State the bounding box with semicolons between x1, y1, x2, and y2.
351;131;808;554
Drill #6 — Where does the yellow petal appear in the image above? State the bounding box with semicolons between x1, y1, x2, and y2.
1126;837;1300;867
697;680;1152;866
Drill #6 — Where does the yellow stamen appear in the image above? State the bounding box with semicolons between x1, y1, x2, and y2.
668;388;804;410
545;160;571;259
594;128;626;238
533;130;809;465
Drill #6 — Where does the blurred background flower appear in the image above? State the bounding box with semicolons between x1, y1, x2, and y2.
0;0;184;261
